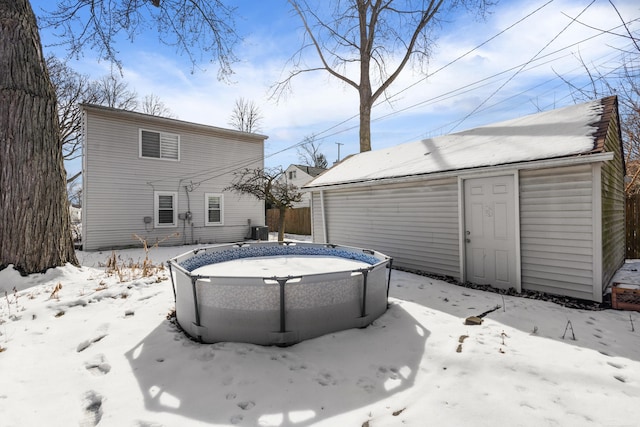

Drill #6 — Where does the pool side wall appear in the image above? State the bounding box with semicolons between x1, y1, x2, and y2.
169;243;391;345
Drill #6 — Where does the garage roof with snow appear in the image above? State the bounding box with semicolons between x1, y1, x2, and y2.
306;98;616;188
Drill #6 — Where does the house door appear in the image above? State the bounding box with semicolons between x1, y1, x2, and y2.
464;175;517;290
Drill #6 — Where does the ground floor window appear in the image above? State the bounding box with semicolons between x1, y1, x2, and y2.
205;193;224;226
154;191;177;227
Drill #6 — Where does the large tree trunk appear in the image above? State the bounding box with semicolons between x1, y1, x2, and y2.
0;0;79;274
278;206;287;242
359;96;372;153
358;13;372;154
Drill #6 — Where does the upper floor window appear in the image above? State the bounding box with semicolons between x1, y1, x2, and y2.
288;170;297;180
140;129;180;160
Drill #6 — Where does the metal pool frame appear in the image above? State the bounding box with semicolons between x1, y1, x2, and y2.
168;241;393;346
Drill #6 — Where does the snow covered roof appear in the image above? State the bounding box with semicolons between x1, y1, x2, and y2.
306;97;616;189
290;164;327;177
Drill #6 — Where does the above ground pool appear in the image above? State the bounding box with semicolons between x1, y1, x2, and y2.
168;242;392;346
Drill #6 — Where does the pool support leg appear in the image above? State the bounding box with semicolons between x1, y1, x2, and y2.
167;262;177;302
386;258;394;299
190;276;203;342
277;278;289;333
360;269;369;319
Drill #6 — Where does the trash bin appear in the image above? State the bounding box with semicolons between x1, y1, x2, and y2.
251;226;269;240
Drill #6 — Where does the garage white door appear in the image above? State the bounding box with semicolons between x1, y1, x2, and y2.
464;175;517;290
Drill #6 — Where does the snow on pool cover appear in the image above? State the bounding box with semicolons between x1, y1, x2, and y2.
178;244;380;273
191;255;371;277
169;242;392;346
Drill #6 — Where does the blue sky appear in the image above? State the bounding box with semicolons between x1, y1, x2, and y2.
30;0;640;174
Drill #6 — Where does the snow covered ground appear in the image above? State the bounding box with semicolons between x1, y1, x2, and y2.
1;234;639;427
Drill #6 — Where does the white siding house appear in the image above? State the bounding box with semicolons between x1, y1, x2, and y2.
81;104;268;250
305;97;625;302
283;164;327;208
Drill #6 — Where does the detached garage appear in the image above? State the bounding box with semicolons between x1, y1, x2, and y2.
305;96;625;302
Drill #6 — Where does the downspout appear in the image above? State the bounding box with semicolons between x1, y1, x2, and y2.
184;185;192;245
320;190;328;244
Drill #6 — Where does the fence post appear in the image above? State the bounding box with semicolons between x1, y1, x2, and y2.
626;195;640;259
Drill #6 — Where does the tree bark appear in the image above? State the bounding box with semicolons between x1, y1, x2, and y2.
358;1;372;153
278;206;287;242
0;0;79;274
359;92;372;153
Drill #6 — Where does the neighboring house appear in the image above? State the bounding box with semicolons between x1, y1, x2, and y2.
304;96;625;303
81;104;268;251
283;164;327;208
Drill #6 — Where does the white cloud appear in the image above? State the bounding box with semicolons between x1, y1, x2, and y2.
36;0;640;169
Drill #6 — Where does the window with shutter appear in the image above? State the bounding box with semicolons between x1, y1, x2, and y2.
140;129;180;160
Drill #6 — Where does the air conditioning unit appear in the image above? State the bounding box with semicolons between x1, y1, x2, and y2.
251;226;269;241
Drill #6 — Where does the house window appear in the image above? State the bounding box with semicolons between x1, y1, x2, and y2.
288;170;296;180
154;191;177;227
205;193;224;226
140;129;180;160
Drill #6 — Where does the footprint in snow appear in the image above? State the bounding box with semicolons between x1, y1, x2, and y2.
79;390;103;427
134;421;164;427
76;333;108;353
84;354;111;376
316;371;338;386
237;401;255;410
356;377;376;393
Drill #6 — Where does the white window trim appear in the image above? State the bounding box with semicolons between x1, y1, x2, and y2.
139;129;180;161
154;191;178;228
204;193;224;226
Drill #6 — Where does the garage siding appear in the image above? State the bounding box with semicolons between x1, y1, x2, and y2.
311;179;460;278
519;165;597;300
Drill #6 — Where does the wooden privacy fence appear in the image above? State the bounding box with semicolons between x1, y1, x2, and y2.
266;207;311;236
626;194;640;258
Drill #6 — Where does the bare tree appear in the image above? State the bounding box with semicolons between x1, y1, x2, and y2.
2;0;239;274
39;0;240;80
67;180;82;208
46;55;101;185
228;97;263;133
274;0;494;152
557;2;639;193
92;73;139;110
1;0;78;274
297;135;328;168
226;168;303;242
142;94;176;118
47;57;175;191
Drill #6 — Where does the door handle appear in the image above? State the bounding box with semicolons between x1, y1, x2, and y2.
466;238;471;243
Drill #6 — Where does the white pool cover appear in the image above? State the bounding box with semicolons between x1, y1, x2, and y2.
168;242;392;346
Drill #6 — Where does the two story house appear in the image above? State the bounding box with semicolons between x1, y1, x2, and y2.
81;104;268;250
283;164;326;208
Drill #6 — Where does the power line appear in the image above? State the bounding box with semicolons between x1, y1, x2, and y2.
309;0;557;142
370;18;638;141
446;0;597;133
399;39;633;144
147;6;638;187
